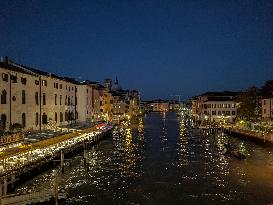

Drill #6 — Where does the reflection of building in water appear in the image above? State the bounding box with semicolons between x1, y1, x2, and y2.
125;128;132;147
160;112;167;146
177;117;189;166
123;127;137;177
138;117;144;138
162;112;166;119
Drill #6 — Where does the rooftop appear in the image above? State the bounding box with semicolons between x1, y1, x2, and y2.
0;56;80;84
200;91;239;97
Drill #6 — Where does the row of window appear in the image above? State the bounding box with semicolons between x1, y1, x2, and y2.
263;99;273;105
37;111;78;125
34;111;77;125
202;103;236;109
1;73;78;93
263;109;273;114
0;90;77;106
0;111;78;131
54;83;77;92
204;110;236;116
2;73;27;85
54;94;78;106
0;113;25;130
1;90;26;104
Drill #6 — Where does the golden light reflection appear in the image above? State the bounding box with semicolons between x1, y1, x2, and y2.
138;117;144;139
179;117;186;137
162;112;166;119
125;128;133;148
123;127;138;177
177;116;189;166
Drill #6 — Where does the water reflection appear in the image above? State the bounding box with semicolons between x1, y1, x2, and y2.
177;115;189;166
15;113;273;204
160;112;168;151
138;117;144;140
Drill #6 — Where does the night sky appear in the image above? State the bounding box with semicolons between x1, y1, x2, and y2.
1;0;272;100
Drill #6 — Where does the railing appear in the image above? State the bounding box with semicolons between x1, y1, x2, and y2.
1;190;54;205
229;128;273;143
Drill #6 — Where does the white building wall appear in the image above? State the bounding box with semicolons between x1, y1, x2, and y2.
200;101;237;123
77;85;87;123
0;64;80;131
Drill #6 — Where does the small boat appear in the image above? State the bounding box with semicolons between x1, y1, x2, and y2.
224;143;246;160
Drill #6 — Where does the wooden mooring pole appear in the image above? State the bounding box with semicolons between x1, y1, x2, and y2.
3;178;7;197
60;151;64;174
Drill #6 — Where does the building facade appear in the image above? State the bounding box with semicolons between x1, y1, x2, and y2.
148;100;169;112
0;57;79;132
0;58;141;132
261;97;273;120
192;92;238;123
99;85;113;122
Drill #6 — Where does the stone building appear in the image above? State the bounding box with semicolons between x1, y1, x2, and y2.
0;57;141;131
261;97;273;120
78;80;96;123
98;84;113;122
192;91;238;123
109;78;140;122
0;57;79;132
148;100;169;112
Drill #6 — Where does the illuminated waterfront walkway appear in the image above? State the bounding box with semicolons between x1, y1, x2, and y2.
0;124;113;177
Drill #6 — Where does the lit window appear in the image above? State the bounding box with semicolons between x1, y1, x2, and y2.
42;80;47;86
2;73;8;82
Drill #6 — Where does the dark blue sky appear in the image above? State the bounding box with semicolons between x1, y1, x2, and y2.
1;0;272;100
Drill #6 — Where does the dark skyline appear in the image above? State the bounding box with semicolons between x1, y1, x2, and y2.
1;0;272;100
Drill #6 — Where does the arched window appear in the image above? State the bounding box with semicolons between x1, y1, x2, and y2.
22;90;26;104
68;112;71;120
35;113;39;126
55;94;57;105
1;90;7;104
71;112;74;120
60;112;63;122
68;97;70;105
22;113;26;127
65;112;68;121
42;113;47;124
42;93;46;105
55;112;57;122
35;92;39;105
0;114;7;130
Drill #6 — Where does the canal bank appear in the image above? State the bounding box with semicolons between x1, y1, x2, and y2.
225;128;273;144
13;112;273;204
197;126;273;144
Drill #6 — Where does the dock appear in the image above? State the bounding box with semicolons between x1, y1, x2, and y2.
0;123;114;201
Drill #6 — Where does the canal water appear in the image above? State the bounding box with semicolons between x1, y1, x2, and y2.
17;112;273;204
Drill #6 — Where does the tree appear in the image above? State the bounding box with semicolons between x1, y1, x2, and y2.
260;80;273;97
235;86;261;121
